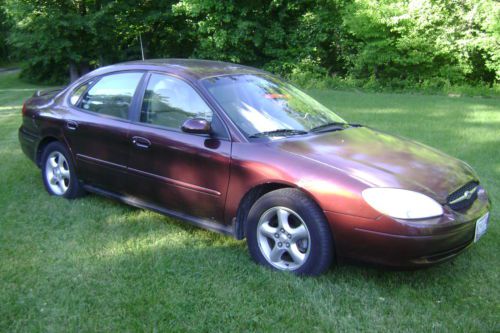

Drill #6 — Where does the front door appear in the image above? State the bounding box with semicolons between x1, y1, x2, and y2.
64;72;144;192
126;73;232;222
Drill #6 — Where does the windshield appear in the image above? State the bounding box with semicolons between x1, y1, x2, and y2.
201;74;346;138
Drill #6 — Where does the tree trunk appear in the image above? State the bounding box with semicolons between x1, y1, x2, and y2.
69;62;79;82
79;62;90;76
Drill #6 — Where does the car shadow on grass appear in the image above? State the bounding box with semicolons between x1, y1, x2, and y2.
76;191;482;285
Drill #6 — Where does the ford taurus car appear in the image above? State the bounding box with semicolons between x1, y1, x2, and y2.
18;59;491;275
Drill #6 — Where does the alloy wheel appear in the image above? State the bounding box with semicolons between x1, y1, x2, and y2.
44;151;71;195
256;206;311;270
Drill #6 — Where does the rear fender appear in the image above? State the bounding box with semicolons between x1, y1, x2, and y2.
36;126;75;168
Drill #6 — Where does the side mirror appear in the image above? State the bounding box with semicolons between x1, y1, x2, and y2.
181;118;211;134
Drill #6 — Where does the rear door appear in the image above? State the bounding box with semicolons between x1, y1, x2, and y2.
64;71;144;192
125;72;232;222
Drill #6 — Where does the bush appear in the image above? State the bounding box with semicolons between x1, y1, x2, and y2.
285;68;500;98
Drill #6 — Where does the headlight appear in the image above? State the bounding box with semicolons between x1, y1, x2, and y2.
362;188;443;219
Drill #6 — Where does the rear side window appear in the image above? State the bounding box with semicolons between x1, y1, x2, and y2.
69;82;92;105
140;74;213;129
78;72;143;119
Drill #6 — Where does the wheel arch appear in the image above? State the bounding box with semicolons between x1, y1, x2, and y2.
35;136;59;167
234;182;323;240
35;135;74;168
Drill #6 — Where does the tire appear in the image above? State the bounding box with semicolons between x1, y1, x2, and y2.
41;141;85;199
246;188;335;276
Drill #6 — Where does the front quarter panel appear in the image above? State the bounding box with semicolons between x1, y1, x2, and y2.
225;142;380;225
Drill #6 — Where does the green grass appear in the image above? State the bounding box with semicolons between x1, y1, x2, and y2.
1;71;499;332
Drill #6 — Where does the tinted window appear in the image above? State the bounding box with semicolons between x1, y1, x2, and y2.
79;72;143;119
140;74;212;129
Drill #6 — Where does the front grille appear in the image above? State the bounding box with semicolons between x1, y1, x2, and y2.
447;181;479;211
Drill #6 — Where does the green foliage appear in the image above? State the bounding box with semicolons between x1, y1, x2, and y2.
0;0;11;63
343;0;499;85
1;0;499;89
4;0;191;83
290;71;500;98
172;0;346;73
6;0;96;82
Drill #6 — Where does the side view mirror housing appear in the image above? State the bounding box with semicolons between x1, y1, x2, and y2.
181;118;211;134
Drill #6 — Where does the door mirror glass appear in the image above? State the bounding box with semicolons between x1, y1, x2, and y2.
181;118;211;134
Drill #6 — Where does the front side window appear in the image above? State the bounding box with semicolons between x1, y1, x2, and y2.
202;74;346;137
140;74;213;129
78;72;143;119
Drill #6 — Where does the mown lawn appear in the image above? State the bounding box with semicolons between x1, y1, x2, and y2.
1;71;499;332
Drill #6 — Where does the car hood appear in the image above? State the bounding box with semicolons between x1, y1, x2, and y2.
274;127;476;203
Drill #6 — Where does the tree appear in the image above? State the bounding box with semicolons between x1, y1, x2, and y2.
6;0;97;82
1;0;498;85
4;0;192;83
0;0;11;63
174;0;347;76
342;0;499;85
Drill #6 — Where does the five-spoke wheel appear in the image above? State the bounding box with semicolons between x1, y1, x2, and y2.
257;207;311;270
44;151;71;195
41;141;85;198
247;188;335;275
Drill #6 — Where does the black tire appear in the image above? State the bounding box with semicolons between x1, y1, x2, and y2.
41;141;85;199
246;188;335;276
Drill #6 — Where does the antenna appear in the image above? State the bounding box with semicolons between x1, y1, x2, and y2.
139;33;145;60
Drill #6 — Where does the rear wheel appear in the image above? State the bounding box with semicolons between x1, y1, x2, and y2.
246;188;335;275
41;142;85;198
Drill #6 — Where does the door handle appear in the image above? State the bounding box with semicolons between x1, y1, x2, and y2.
66;120;78;130
132;136;151;149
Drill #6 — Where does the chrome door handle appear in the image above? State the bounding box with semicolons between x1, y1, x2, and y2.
66;120;78;130
132;136;151;149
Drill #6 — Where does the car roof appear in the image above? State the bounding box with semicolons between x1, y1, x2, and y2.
97;58;266;80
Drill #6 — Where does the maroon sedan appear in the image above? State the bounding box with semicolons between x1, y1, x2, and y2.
19;59;491;275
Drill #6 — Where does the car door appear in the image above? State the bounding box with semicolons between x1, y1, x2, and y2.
64;71;144;192
126;72;232;223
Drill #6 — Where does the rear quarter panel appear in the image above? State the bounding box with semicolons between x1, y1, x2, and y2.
20;94;73;166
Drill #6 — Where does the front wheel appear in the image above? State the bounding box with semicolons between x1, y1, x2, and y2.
246;188;335;276
41;141;85;199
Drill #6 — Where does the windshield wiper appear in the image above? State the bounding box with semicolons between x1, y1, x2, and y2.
310;122;360;133
249;129;308;138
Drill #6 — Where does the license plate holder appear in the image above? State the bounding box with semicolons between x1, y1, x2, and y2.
474;212;489;243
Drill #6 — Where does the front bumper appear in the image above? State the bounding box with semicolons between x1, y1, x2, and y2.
325;187;491;267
